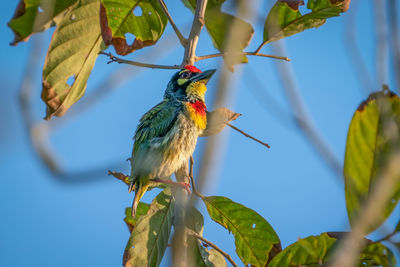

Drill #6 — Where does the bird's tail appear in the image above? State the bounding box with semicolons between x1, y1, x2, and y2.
131;179;150;217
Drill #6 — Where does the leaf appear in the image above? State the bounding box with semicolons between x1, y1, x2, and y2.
182;0;254;68
395;220;400;233
8;0;77;45
360;243;396;267
263;0;349;45
201;108;241;137
187;207;227;267
268;233;336;267
202;196;281;267
268;233;396;267
344;90;400;231
123;188;174;267
100;0;167;55
41;0;104;120
124;203;150;233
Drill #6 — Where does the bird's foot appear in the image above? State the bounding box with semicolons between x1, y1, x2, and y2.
178;182;191;194
153;179;191;194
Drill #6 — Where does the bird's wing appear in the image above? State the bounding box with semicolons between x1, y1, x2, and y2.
133;100;182;153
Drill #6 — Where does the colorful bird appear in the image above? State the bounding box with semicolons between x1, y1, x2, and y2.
129;65;216;216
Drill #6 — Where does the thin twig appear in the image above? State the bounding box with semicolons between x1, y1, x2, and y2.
187;230;239;267
226;123;270;148
372;230;397;244
188;156;206;199
195;52;290;62
271;42;343;177
182;0;208;65
158;0;187;46
99;52;183;70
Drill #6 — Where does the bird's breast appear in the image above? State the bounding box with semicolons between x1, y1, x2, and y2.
184;101;207;130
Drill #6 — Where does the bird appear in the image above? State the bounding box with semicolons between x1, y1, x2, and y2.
129;65;216;216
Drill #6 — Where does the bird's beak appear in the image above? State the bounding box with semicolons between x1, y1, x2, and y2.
190;69;216;84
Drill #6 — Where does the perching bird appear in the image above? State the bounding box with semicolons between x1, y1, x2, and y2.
129;65;216;216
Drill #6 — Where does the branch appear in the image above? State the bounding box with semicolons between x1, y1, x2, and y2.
99;52;183;70
195;52;290;62
188;156;206;199
158;0;187;46
226;123;270;148
271;42;343;177
187;230;239;267
182;0;208;65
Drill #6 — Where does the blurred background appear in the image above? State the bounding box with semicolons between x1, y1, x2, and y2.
1;0;399;266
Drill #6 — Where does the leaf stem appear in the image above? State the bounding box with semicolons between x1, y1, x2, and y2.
158;0;187;46
226;123;270;148
254;42;266;54
99;52;183;70
195;52;290;62
187;229;239;267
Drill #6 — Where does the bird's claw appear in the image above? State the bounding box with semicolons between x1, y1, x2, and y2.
178;182;191;194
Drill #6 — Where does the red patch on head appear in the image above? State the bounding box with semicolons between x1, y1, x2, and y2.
184;65;202;73
190;100;206;116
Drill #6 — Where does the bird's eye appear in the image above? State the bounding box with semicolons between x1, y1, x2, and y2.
180;72;190;79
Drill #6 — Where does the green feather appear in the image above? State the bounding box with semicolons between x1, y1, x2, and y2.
133;100;182;153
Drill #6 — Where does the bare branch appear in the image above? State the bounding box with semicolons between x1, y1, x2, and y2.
158;0;187;46
187;230;239;267
182;0;208;65
188;156;206;199
99;51;183;69
271;42;343;178
195;52;290;62
226;123;270;148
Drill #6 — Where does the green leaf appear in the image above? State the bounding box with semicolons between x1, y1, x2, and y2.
360;242;396;267
263;0;347;45
124;203;150;232
123;188;175;267
203;196;280;267
395;220;400;233
182;0;254;67
344;90;400;231
268;233;336;267
100;0;167;55
41;0;104;120
268;233;396;267
8;0;77;45
187;207;227;267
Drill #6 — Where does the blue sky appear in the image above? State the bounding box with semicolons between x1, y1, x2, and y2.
1;0;399;266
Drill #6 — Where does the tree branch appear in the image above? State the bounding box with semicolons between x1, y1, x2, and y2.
226;123;270;148
158;0;187;46
195;52;290;62
187;230;239;267
99;51;183;69
188;156;206;199
182;0;208;66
